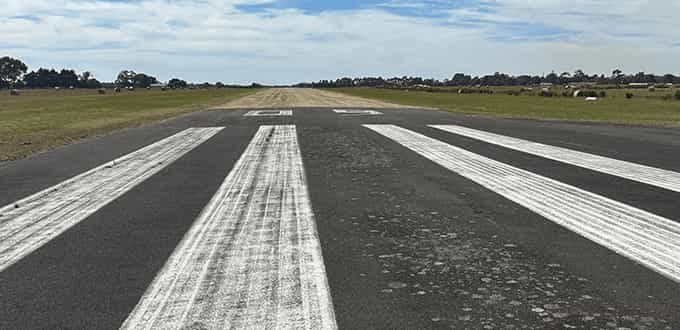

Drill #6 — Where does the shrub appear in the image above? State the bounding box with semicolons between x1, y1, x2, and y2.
625;93;634;99
598;91;606;98
580;90;598;98
539;90;554;97
675;90;680;100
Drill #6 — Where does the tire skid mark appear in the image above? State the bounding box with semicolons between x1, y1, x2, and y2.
121;125;336;330
431;124;680;193
0;127;223;273
365;124;680;283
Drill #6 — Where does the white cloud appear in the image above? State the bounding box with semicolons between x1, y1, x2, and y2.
1;0;679;84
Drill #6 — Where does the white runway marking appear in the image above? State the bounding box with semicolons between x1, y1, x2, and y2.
333;109;383;115
431;124;680;193
122;125;336;330
0;128;223;273
244;110;293;117
365;124;680;283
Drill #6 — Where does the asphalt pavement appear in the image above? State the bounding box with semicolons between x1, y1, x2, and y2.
1;107;679;329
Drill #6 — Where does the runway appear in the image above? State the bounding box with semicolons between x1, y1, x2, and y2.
1;107;679;329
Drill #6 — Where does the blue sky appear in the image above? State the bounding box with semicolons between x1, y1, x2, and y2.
2;0;679;84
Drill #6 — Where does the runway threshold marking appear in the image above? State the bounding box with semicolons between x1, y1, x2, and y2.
333;109;383;116
0;128;223;273
122;125;336;330
431;124;680;193
365;124;680;282
244;110;293;117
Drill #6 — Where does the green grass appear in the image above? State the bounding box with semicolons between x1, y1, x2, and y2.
0;88;258;161
332;87;680;127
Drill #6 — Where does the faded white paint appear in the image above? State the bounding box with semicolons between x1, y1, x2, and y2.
366;124;680;283
122;125;336;330
244;110;293;117
0;128;223;273
333;109;383;115
430;124;680;193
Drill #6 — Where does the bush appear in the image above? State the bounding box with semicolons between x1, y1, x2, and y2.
539;90;554;97
625;93;634;99
675;90;680;100
580;90;598;98
598;91;606;98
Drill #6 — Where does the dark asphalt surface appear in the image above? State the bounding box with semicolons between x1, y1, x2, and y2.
1;107;679;329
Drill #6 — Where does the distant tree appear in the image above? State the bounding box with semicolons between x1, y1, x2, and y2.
23;67;99;88
450;73;472;86
573;69;586;82
662;74;676;84
334;77;353;87
80;71;92;82
559;72;571;84
0;56;28;89
77;71;101;88
167;78;187;89
133;73;158;88
545;72;559;84
58;69;78;87
24;68;59;88
115;70;136;87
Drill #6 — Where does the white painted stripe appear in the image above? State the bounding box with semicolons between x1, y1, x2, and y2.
122;125;336;330
333;109;383;115
365;124;680;283
244;110;293;117
0;128;223;273
431;124;680;193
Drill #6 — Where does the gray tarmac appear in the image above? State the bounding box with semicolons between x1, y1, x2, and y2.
1;107;679;329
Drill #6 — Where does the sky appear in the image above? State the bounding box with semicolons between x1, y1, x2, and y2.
2;0;679;84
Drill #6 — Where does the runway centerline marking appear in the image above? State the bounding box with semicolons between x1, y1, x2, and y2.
0;127;223;273
365;124;680;283
244;110;293;117
431;124;680;193
122;125;337;330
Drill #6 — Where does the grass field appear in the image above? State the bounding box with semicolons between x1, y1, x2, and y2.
0;88;257;161
332;87;680;126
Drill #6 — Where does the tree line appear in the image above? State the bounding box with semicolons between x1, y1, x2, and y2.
297;70;680;88
0;56;197;90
